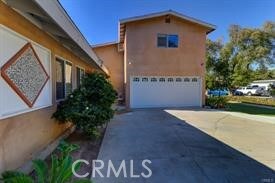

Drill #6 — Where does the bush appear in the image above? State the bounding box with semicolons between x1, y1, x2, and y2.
52;72;116;137
271;89;275;97
206;96;228;108
0;141;91;183
228;96;275;107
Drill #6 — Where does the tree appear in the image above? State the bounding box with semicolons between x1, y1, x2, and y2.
206;21;275;89
52;72;116;137
206;39;231;89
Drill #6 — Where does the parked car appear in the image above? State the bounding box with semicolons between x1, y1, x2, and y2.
235;85;262;96
232;89;244;96
207;89;229;96
256;87;270;96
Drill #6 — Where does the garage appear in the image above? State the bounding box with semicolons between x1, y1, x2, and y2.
130;76;202;108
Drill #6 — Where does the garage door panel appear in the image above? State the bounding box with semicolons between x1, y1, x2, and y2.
130;76;201;108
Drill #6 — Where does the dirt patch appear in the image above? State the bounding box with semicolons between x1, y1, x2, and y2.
37;126;106;181
67;127;106;177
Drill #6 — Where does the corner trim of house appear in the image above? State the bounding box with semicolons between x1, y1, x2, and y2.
17;125;75;174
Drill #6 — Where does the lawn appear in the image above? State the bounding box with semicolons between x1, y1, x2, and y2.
226;102;275;116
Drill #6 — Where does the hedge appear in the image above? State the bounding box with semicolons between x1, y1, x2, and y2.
206;96;228;108
228;96;275;107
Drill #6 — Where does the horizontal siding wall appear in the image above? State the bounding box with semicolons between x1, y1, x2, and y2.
0;2;96;173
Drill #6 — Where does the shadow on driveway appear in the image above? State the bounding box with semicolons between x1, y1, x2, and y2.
93;109;275;183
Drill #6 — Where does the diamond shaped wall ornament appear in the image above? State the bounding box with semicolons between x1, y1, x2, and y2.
1;43;49;108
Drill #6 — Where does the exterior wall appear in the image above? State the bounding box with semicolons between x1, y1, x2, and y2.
93;44;124;98
124;16;208;108
0;2;95;173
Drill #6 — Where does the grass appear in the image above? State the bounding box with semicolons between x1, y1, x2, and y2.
226;102;275;116
228;96;275;107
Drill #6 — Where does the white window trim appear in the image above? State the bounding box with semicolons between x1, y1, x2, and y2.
0;25;52;120
55;55;73;102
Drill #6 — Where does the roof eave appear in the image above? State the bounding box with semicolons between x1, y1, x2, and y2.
4;0;109;74
119;10;216;42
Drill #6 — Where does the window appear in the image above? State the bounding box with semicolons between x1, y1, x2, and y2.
133;77;140;82
192;78;198;82
151;78;157;82
168;78;173;82
159;78;165;82
56;59;65;100
168;35;178;48
76;67;85;88
184;78;190;82
142;77;148;82
157;34;178;48
157;34;167;47
56;58;72;100
176;78;182;82
65;62;72;97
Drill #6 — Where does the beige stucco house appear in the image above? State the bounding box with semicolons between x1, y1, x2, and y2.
0;1;215;174
0;0;108;173
93;10;216;108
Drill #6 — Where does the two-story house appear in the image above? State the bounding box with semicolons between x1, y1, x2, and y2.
93;10;216;108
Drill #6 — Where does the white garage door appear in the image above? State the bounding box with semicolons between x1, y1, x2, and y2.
130;76;202;108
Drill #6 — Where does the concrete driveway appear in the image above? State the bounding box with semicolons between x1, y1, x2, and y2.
93;109;275;183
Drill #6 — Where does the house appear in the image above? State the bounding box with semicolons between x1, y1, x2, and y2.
0;0;215;174
0;0;108;173
93;10;216;108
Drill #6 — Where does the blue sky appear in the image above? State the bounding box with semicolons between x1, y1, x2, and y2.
60;0;275;45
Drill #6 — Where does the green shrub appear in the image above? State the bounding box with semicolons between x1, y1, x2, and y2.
228;96;275;107
271;89;275;97
206;96;228;108
0;141;91;183
52;72;116;137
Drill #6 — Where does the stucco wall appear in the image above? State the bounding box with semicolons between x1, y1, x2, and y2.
93;44;124;98
0;2;95;173
124;16;208;107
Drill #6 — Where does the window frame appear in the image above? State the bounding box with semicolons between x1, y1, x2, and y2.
65;61;73;97
159;78;165;82
76;65;85;88
142;77;149;82
55;56;73;102
133;77;140;82
167;34;179;48
157;33;179;48
157;34;168;48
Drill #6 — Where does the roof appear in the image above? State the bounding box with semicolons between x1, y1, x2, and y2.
3;0;109;74
119;10;216;43
92;41;118;48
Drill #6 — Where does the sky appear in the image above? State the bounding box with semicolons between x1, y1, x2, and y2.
59;0;275;45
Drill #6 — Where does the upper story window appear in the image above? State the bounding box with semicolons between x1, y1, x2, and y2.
157;34;178;48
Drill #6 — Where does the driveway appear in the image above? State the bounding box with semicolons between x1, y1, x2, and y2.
93;109;275;183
